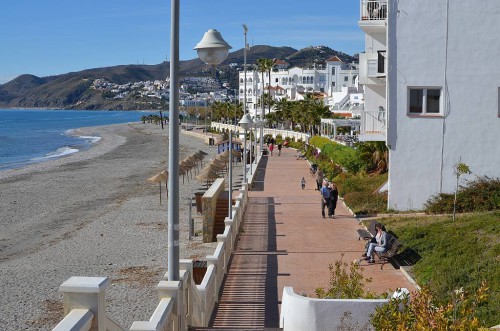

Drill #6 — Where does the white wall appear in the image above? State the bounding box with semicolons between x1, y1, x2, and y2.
280;287;388;331
387;0;500;210
364;85;385;113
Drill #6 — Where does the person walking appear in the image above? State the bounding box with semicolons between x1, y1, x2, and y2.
300;176;306;190
269;143;274;156
315;169;324;191
328;182;339;218
320;181;331;218
277;142;283;156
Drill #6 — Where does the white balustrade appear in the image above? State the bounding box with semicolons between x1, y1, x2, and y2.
54;176;252;331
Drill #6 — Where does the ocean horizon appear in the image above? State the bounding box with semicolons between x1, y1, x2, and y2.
0;109;158;170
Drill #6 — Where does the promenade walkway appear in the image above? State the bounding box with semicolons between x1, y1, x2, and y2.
209;146;416;329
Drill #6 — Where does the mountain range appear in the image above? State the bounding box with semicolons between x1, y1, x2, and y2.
0;45;357;110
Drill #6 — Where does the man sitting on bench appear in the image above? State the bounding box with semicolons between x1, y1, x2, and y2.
362;223;388;263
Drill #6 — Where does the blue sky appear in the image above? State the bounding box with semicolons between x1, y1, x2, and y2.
0;0;364;84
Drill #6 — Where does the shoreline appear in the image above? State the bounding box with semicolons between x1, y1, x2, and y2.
0;121;136;180
0;122;220;330
0;123;128;180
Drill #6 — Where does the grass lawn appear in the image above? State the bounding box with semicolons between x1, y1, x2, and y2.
375;212;500;327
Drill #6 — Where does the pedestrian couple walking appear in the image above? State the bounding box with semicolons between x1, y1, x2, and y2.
320;180;338;219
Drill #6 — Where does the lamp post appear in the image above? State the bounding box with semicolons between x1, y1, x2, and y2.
165;23;229;282
194;28;232;219
241;24;250;182
253;117;258;165
253;117;262;158
239;113;253;183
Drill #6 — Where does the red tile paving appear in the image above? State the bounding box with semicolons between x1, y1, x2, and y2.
209;146;416;328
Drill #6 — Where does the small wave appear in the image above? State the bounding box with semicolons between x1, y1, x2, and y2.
78;135;101;143
33;146;79;160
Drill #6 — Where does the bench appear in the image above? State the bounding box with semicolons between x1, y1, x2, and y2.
357;219;378;241
374;236;402;269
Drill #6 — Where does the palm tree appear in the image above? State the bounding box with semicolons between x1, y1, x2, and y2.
256;58;274;118
357;141;389;174
256;58;268;121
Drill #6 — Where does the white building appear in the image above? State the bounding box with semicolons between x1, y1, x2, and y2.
358;0;500;210
238;58;360;118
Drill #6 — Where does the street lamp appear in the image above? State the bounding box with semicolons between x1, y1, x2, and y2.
194;29;232;67
166;12;231;281
239;113;253;182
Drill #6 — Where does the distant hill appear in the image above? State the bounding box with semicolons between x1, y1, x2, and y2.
0;45;356;110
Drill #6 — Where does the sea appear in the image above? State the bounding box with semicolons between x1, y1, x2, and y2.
0;109;158;171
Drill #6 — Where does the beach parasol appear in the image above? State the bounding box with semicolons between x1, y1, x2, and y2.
196;168;221;189
147;170;168;204
202;162;224;174
187;155;201;173
210;158;227;173
180;158;196;178
179;165;190;184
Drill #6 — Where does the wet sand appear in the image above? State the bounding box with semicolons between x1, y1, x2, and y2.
0;122;220;330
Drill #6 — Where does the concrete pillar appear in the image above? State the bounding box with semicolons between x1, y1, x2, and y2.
158;280;184;331
59;277;109;331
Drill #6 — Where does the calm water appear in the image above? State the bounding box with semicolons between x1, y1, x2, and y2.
0;109;157;170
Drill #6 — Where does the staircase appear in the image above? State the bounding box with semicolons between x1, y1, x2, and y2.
212;194;229;242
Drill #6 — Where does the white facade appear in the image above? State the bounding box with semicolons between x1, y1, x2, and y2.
359;0;500;210
238;58;360;118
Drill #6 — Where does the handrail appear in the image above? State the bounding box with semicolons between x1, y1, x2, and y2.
196;264;217;325
53;309;93;331
129;298;174;331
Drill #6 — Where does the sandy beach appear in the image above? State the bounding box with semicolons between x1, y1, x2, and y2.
0;122;222;330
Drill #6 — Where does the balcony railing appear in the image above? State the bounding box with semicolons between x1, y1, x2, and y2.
360;109;386;141
360;0;387;21
367;51;387;78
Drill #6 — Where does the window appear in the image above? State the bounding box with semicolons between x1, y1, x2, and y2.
344;76;348;82
332;67;336;75
409;88;441;115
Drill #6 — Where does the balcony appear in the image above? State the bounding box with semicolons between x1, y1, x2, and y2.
358;108;386;141
359;0;387;34
359;51;386;85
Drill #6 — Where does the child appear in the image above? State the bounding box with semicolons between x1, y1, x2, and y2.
300;176;306;190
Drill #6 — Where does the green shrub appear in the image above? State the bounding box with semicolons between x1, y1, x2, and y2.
343;191;387;215
309;136;364;174
316;254;379;300
334;173;388;215
425;176;500;214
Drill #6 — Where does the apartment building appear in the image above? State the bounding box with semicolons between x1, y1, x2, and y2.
238;57;360;118
358;0;500;210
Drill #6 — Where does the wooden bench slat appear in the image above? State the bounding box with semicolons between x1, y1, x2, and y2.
374;237;402;269
357;219;378;240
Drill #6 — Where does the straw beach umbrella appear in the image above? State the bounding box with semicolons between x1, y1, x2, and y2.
196;168;220;189
147;170;168;204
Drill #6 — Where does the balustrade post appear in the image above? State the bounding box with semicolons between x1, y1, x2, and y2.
158;280;184;331
59;277;109;331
